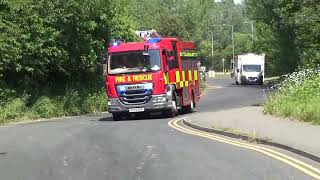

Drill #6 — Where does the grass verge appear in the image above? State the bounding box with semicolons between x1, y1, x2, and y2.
0;86;107;125
264;69;320;124
200;79;207;93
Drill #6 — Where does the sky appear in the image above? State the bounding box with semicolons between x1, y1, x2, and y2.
215;0;243;4
234;0;243;4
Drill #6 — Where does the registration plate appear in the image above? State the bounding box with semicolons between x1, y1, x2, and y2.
129;108;145;113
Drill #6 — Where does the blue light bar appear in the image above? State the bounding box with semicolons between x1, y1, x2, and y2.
147;38;161;43
112;42;119;46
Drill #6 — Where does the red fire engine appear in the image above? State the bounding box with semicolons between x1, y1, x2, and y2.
105;36;200;120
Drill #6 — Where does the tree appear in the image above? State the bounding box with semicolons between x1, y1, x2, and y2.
245;0;320;74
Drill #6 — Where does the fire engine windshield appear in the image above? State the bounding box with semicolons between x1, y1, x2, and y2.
242;65;261;72
108;50;161;75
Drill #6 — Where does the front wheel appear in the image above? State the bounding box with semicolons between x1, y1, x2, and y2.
164;97;178;118
164;93;178;118
112;113;121;121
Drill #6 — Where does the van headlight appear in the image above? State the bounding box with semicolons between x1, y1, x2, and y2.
108;99;119;105
152;96;167;103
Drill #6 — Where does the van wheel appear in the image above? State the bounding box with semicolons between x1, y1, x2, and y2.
259;77;264;85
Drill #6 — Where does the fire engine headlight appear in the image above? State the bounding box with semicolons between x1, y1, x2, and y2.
144;83;153;90
152;96;167;103
108;99;119;106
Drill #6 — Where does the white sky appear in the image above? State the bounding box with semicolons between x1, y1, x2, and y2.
234;0;243;4
215;0;243;4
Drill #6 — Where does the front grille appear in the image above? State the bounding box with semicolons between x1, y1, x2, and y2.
248;77;258;81
117;84;153;105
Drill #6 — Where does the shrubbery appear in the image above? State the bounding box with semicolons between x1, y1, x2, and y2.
0;88;107;125
264;68;320;124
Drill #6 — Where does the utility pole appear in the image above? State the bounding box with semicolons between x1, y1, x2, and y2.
245;21;254;43
222;58;225;74
209;31;214;57
223;24;235;62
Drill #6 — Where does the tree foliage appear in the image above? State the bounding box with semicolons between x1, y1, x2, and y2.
245;0;320;75
0;0;136;91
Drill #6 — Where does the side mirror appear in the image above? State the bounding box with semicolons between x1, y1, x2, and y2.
168;58;177;69
143;45;149;56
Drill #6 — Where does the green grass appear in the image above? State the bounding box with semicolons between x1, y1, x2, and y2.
200;79;207;93
214;72;231;78
0;86;107;125
264;74;320;124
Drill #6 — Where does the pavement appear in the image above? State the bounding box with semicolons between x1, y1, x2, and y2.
186;77;320;160
0;77;318;180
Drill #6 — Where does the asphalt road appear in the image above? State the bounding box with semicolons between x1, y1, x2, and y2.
0;77;314;180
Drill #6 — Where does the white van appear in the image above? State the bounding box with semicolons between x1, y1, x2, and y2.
231;53;265;85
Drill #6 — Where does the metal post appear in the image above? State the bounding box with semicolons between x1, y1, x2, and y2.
211;32;214;57
222;58;225;74
251;22;254;43
222;24;235;64
231;25;234;63
245;21;254;43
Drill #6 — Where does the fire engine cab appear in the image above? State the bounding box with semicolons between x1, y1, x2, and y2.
105;36;200;120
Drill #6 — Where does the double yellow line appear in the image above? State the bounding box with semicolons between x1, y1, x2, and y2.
168;119;320;180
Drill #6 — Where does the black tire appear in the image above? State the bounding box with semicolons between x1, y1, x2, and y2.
112;113;121;121
164;93;178;118
184;94;195;113
259;77;264;85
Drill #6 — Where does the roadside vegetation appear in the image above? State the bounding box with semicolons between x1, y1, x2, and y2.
1;0;319;124
0;0;123;124
247;1;320;123
264;68;320;124
0;84;106;125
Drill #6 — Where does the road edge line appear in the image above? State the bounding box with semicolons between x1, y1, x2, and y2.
182;119;320;164
1;112;110;127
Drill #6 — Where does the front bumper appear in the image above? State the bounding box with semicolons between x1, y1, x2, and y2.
241;76;263;84
107;94;173;113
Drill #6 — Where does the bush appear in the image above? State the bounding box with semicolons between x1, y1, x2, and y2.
82;91;107;114
0;98;26;124
61;90;82;115
264;68;320;124
0;88;16;107
31;96;64;119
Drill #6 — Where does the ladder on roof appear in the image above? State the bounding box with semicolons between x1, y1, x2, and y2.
135;29;160;40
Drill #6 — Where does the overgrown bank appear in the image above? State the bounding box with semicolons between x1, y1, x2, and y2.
264;69;320;124
0;82;107;125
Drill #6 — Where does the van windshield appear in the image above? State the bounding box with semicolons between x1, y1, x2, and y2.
243;65;261;72
108;50;161;75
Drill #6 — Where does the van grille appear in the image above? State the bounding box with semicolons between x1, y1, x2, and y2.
248;77;258;81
